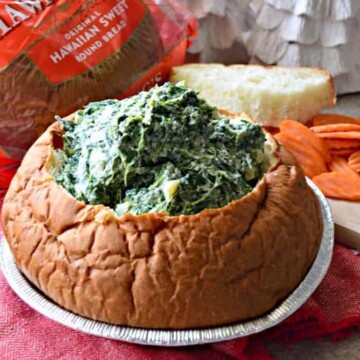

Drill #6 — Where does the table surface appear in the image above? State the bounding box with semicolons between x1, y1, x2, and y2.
324;93;360;117
269;93;360;359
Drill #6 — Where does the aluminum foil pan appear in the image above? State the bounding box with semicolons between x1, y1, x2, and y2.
0;179;334;346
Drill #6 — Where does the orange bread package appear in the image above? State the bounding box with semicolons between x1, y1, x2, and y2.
0;0;196;162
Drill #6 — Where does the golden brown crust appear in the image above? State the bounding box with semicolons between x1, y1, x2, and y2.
1;122;323;329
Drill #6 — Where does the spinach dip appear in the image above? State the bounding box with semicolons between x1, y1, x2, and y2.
52;82;272;216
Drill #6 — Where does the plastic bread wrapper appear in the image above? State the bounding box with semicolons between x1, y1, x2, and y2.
0;0;197;190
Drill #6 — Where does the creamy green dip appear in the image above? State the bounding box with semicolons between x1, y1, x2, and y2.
53;82;270;216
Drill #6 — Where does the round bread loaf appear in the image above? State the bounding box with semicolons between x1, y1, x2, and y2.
1;120;323;329
0;12;163;157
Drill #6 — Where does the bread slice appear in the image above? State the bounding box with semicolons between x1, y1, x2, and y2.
170;64;336;127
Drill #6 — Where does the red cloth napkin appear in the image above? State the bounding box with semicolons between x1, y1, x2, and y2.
0;237;359;359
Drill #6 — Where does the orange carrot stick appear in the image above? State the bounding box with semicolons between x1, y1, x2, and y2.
312;114;360;126
329;155;359;176
312;172;360;201
349;150;360;161
310;123;360;133
330;149;356;157
275;133;317;178
317;131;360;140
280;120;331;163
349;150;360;172
275;132;328;178
324;139;360;150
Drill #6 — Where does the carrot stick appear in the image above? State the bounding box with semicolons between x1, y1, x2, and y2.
330;149;356;157
280;120;331;163
329;155;359;176
324;139;360;150
275;132;328;178
310;123;360;133
317;131;360;140
349;150;360;161
349;150;360;172
312;114;360;126
312;172;360;201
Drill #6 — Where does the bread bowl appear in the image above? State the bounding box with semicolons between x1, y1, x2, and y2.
1;82;323;329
